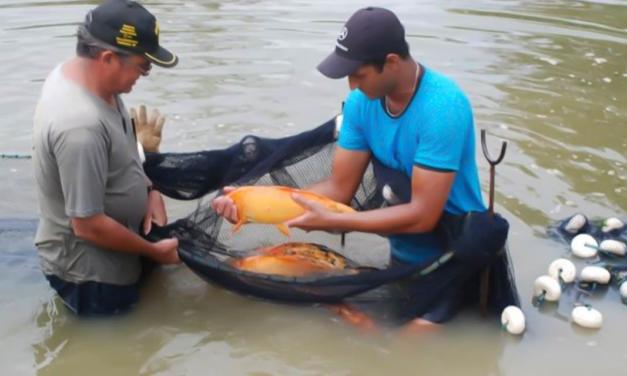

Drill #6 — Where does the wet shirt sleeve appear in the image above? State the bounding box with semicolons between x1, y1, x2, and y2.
338;91;369;151
53;125;109;217
413;94;472;172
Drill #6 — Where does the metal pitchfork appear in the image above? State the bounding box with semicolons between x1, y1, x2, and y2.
481;129;507;216
478;129;507;316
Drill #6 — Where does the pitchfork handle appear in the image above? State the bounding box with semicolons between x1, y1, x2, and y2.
480;130;507;216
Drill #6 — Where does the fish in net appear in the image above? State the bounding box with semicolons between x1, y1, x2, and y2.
144;116;519;324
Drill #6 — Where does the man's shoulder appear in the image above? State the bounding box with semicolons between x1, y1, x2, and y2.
422;67;469;104
344;88;374;108
342;89;381;127
36;95;105;137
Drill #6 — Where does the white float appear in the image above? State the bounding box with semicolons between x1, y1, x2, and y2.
598;239;626;256
579;266;611;285
570;234;598;258
534;275;562;302
620;281;627;302
564;213;588;234
602;217;624;233
382;184;400;205
501;306;525;335
571;306;603;329
548;258;576;283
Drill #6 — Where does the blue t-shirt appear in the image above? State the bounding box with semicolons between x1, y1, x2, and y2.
338;65;486;264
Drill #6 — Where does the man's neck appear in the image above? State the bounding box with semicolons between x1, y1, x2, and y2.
385;60;420;116
63;57;116;106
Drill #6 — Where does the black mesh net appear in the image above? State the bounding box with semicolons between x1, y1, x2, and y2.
144;117;520;323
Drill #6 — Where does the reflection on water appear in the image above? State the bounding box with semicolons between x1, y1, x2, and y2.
0;0;625;375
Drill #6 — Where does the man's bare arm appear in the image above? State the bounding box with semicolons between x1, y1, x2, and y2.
72;214;179;264
287;165;455;234
306;146;371;204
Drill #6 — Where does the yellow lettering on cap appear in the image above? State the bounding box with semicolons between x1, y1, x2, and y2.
120;24;137;36
117;24;138;47
154;22;160;37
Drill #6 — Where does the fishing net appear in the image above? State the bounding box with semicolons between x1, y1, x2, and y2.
144;116;520;322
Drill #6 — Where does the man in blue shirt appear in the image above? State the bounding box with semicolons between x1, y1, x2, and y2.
287;7;486;262
214;7;486;328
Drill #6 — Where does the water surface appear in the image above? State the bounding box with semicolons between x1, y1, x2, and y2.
0;0;625;375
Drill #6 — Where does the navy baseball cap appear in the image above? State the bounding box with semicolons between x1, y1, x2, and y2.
317;7;407;79
85;0;178;67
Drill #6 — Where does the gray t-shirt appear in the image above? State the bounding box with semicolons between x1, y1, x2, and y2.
32;63;149;285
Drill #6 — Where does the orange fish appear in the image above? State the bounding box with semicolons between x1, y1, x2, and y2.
225;186;355;236
231;242;355;277
231;242;376;332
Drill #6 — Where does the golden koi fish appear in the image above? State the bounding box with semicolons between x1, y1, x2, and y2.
225;186;355;236
231;242;377;332
231;242;355;277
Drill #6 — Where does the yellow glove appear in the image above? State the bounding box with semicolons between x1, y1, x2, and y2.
129;105;166;153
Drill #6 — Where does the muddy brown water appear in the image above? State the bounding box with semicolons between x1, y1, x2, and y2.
0;1;625;375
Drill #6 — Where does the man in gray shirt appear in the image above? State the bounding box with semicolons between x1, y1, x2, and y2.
33;0;179;315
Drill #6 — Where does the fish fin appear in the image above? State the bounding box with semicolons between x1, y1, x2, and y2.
328;304;377;333
233;220;243;233
277;223;290;236
276;186;296;192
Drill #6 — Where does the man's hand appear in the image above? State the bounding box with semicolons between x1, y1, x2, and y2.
130;105;166;153
150;238;180;264
211;186;239;224
285;193;337;232
143;189;167;235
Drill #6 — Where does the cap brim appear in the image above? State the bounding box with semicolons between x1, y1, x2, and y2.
317;50;362;79
145;46;178;68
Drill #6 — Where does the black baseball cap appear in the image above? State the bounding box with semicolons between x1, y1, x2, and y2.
85;0;178;67
317;7;407;79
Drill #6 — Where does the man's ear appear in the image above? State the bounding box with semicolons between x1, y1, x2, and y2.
99;50;117;65
384;53;401;70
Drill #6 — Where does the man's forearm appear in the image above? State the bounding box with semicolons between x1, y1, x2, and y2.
72;214;156;255
328;202;439;235
307;179;355;206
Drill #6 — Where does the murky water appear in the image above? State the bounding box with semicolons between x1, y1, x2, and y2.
0;0;625;375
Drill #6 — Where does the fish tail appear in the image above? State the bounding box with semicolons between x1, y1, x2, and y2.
328;304;377;333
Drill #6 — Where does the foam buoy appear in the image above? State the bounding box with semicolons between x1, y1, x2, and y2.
579;266;611;284
571;306;603;329
501;306;525;335
602;217;624;233
620;281;627;303
534;275;561;302
382;184;400;205
548;258;576;283
564;213;588;234
599;239;626;256
570;234;598;258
